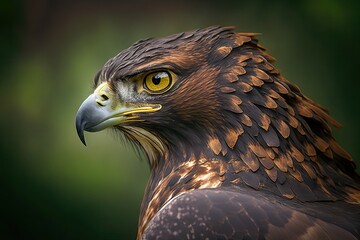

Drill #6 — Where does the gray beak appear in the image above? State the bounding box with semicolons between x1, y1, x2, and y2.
75;82;161;145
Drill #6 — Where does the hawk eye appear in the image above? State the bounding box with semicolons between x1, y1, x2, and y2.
144;71;172;93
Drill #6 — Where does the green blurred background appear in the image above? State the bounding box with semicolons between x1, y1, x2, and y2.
1;0;359;239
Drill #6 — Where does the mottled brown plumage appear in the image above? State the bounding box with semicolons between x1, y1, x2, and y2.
76;26;360;239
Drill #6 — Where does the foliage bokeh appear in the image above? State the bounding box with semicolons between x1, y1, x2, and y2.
2;0;359;239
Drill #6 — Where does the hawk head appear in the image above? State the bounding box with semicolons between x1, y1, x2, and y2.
76;26;247;166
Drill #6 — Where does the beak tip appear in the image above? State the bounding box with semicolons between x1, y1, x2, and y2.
76;115;87;146
77;127;87;146
81;138;87;146
79;132;87;146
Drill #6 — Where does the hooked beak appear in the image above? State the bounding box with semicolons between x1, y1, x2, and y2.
75;82;161;145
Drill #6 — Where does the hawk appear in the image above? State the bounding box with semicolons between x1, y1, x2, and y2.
75;26;360;239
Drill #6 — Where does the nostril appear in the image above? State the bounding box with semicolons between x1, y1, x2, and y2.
96;100;105;106
101;94;109;101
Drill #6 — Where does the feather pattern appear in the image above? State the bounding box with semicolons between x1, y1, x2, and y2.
88;26;360;239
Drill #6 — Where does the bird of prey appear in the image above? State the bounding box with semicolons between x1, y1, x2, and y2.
76;26;360;239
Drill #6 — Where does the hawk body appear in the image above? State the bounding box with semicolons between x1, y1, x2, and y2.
76;26;360;239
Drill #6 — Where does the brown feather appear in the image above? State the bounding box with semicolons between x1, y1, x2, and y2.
209;138;222;155
238;82;253;92
265;167;278;182
216;46;232;59
220;86;236;93
253;68;270;80
240;150;260;172
225;129;239;149
259;156;275;170
240;114;252;127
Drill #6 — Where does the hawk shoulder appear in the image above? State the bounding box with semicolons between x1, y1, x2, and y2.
142;187;359;239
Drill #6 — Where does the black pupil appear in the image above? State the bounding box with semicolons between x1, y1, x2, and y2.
152;75;162;85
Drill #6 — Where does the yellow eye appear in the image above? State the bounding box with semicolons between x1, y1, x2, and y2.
144;71;172;93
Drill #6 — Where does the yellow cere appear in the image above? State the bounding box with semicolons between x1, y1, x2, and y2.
144;71;172;93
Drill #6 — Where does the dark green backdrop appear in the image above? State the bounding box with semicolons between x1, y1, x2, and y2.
2;0;359;239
